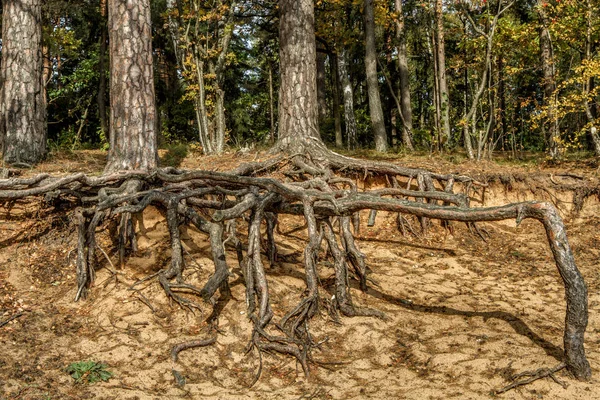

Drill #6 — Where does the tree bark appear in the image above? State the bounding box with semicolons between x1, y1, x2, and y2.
0;0;46;165
537;0;560;158
105;0;158;172
277;0;321;151
364;0;388;152
337;48;358;150
394;0;414;150
434;0;451;148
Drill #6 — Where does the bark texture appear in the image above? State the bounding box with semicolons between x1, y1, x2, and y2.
277;0;321;151
105;0;158;172
364;0;388;152
0;0;46;165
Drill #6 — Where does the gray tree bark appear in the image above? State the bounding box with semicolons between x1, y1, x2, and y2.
364;0;388;152
337;48;358;150
394;0;414;150
434;0;451;147
277;0;322;151
331;53;343;148
0;0;47;165
105;0;158;172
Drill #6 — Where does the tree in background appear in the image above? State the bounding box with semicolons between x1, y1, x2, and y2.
0;0;46;165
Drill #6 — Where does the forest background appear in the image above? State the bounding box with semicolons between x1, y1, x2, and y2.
3;0;600;161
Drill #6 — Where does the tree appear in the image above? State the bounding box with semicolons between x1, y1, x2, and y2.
104;0;158;172
364;0;388;152
434;0;451;148
277;0;321;151
394;0;414;150
0;0;47;165
536;0;559;158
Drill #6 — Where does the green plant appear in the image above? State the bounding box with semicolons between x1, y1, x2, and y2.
66;361;113;384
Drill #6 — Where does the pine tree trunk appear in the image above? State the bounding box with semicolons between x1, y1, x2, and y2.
277;0;321;151
434;0;451;148
0;0;46;165
364;0;388;152
105;0;158;172
337;48;358;150
394;0;414;150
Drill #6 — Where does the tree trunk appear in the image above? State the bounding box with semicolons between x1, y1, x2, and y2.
537;0;560;158
331;53;343;148
268;60;276;144
394;0;414;150
583;0;600;156
434;0;451;148
105;0;158;172
0;0;46;165
364;0;388;152
337;48;358;150
277;0;321;151
98;0;109;142
316;48;328;124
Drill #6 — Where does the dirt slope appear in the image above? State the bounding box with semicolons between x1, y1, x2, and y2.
1;150;599;400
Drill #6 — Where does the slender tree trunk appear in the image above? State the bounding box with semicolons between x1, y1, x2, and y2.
105;0;158;172
583;0;600;156
337;48;358;150
0;0;46;164
364;0;388;152
434;0;451;148
316;48;328;124
537;0;560;158
98;0;109;142
394;0;414;150
430;28;442;150
268;60;276;144
277;0;321;150
331;53;343;148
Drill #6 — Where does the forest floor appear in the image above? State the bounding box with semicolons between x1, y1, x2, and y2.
0;148;600;400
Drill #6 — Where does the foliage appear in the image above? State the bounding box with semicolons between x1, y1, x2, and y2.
66;361;113;384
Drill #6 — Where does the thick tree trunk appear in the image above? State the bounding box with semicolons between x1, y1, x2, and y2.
337;48;358;150
434;0;451;148
277;0;321;151
105;0;158;172
364;0;388;152
268;61;276;144
537;0;560;159
0;0;46;165
394;0;414;150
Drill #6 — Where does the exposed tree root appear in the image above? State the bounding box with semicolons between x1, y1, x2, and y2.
0;150;592;383
494;363;568;394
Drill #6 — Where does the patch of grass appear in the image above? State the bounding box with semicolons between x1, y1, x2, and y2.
66;361;113;384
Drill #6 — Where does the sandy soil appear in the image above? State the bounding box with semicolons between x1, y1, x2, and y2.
1;150;600;400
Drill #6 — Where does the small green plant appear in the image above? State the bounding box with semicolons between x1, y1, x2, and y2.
66;361;113;384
